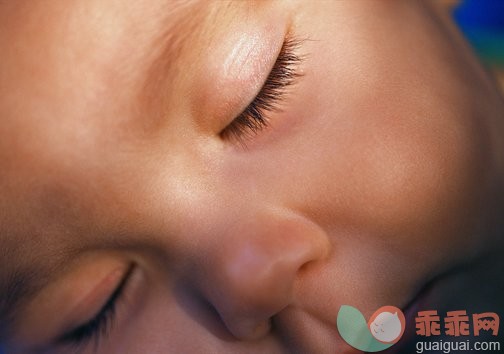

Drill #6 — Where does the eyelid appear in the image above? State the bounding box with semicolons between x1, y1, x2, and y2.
9;257;132;349
190;20;288;134
62;266;129;330
220;35;304;145
58;263;136;346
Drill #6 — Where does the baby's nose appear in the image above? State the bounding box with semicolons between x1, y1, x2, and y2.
197;211;330;340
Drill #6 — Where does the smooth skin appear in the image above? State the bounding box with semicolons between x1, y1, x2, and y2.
1;1;503;353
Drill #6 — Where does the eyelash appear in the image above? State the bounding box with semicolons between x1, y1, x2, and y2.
220;36;304;144
59;265;135;349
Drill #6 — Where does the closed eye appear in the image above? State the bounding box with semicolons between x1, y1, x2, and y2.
58;264;135;349
220;35;304;145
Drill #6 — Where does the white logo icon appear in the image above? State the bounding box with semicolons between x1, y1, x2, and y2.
369;311;403;343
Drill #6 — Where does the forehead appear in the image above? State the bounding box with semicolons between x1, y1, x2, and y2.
0;0;202;130
0;0;209;203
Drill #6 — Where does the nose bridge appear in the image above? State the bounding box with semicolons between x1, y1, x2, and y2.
198;209;330;340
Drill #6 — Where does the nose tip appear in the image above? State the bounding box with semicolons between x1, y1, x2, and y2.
200;211;330;340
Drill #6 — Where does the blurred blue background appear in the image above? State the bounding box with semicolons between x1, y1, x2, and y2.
453;0;504;87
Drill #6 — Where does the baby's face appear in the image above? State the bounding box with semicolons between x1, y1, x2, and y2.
1;1;503;353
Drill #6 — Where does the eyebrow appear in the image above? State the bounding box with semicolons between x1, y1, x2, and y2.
139;2;204;104
139;0;229;106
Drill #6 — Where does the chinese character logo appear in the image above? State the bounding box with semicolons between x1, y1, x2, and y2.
337;305;406;352
473;313;500;336
416;310;442;336
415;310;500;337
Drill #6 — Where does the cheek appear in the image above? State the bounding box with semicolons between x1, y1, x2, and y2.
342;115;482;236
293;71;484;246
243;57;489;263
261;1;493;255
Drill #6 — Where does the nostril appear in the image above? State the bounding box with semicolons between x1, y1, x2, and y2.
219;317;272;341
250;321;271;339
299;258;316;272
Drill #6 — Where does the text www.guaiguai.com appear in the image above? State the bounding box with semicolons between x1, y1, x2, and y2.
416;340;501;353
